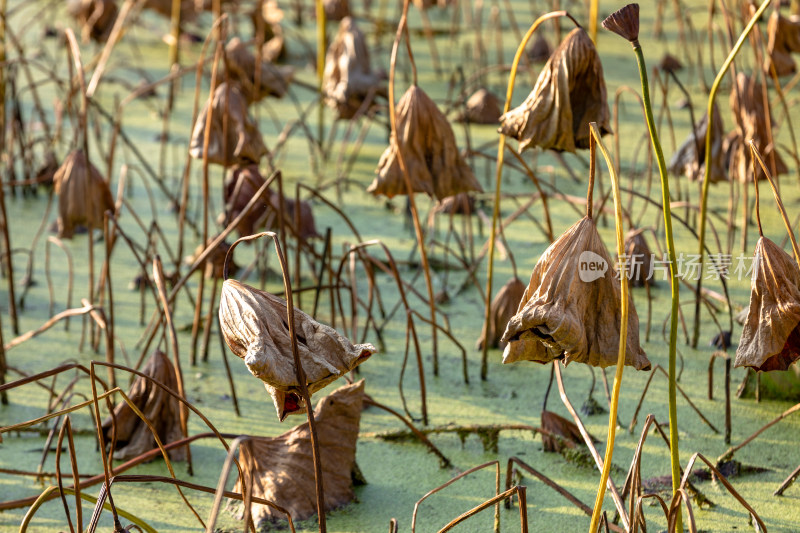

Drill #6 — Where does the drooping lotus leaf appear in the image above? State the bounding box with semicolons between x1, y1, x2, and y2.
476;277;526;350
323;17;385;119
368;86;483;200
53;150;115;239
498;28;611;153
501;216;650;370
189;82;268;167
222;37;293;103
622;229;655;288
735;237;800;372
233;380;366;523
728;73;787;183
766;11;800;77
68;0;118;42
668;104;726;183
456;88;502;125
101;350;186;461
219;279;375;415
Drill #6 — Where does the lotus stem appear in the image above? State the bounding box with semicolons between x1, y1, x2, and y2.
482;10;579;380
629;34;682;532
389;0;438;390
750;142;800;265
587;123;628;533
692;0;771;348
589;0;598;43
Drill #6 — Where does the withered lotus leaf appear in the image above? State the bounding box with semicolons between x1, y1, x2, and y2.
728;73;787;182
187;239;237;280
766;12;800;77
101;350;186;461
668;105;726;183
222;37;293;103
476;277;526;350
501;216;650;370
189;82;268;167
233;380;365;523
68;0;118;42
53;150;115;239
219;279;375;409
623;229;654;288
456;88;502;125
527;34;552;64
250;2;287;63
222;166;320;241
431;191;476;217
541;410;591;453
735;237;800;372
368;86;483;200
498;28;611;153
323;17;385;119
323;0;350;21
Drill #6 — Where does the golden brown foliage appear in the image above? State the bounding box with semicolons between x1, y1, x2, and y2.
53;150;115;239
735;237;800;372
369;86;482;200
498;28;610;153
233;380;366;523
501;216;650;370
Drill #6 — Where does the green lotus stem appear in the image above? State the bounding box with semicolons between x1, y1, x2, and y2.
630;36;682;531
19;486;156;533
692;0;771;348
587;123;628;533
482;10;580;380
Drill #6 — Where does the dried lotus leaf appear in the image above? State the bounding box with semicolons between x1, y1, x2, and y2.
222;166;319;241
68;0;118;42
735;237;800;372
223;165;274;237
188;239;237;279
323;0;350;21
766;12;800;77
499;28;611;153
456;88;502;125
728;73;787;182
189;82;268;167
527;34;552;63
368;86;483;200
222;37;293;103
622;229;655;287
432;192;476;216
668;104;726;183
501;216;650;370
53;150;115;239
233;380;365;523
477;277;526;350
323;17;385;119
101;350;186;461
219;279;375;398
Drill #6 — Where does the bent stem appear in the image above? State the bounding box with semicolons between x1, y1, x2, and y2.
389;0;437;391
482;10;580;380
587;123;628;532
693;0;772;348
629;36;682;531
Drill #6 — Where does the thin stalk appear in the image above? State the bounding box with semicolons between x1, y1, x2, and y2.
587;123;628;532
693;0;771;347
389;0;438;385
750;142;800;265
630;37;682;530
0;0;17;337
482;10;579;380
